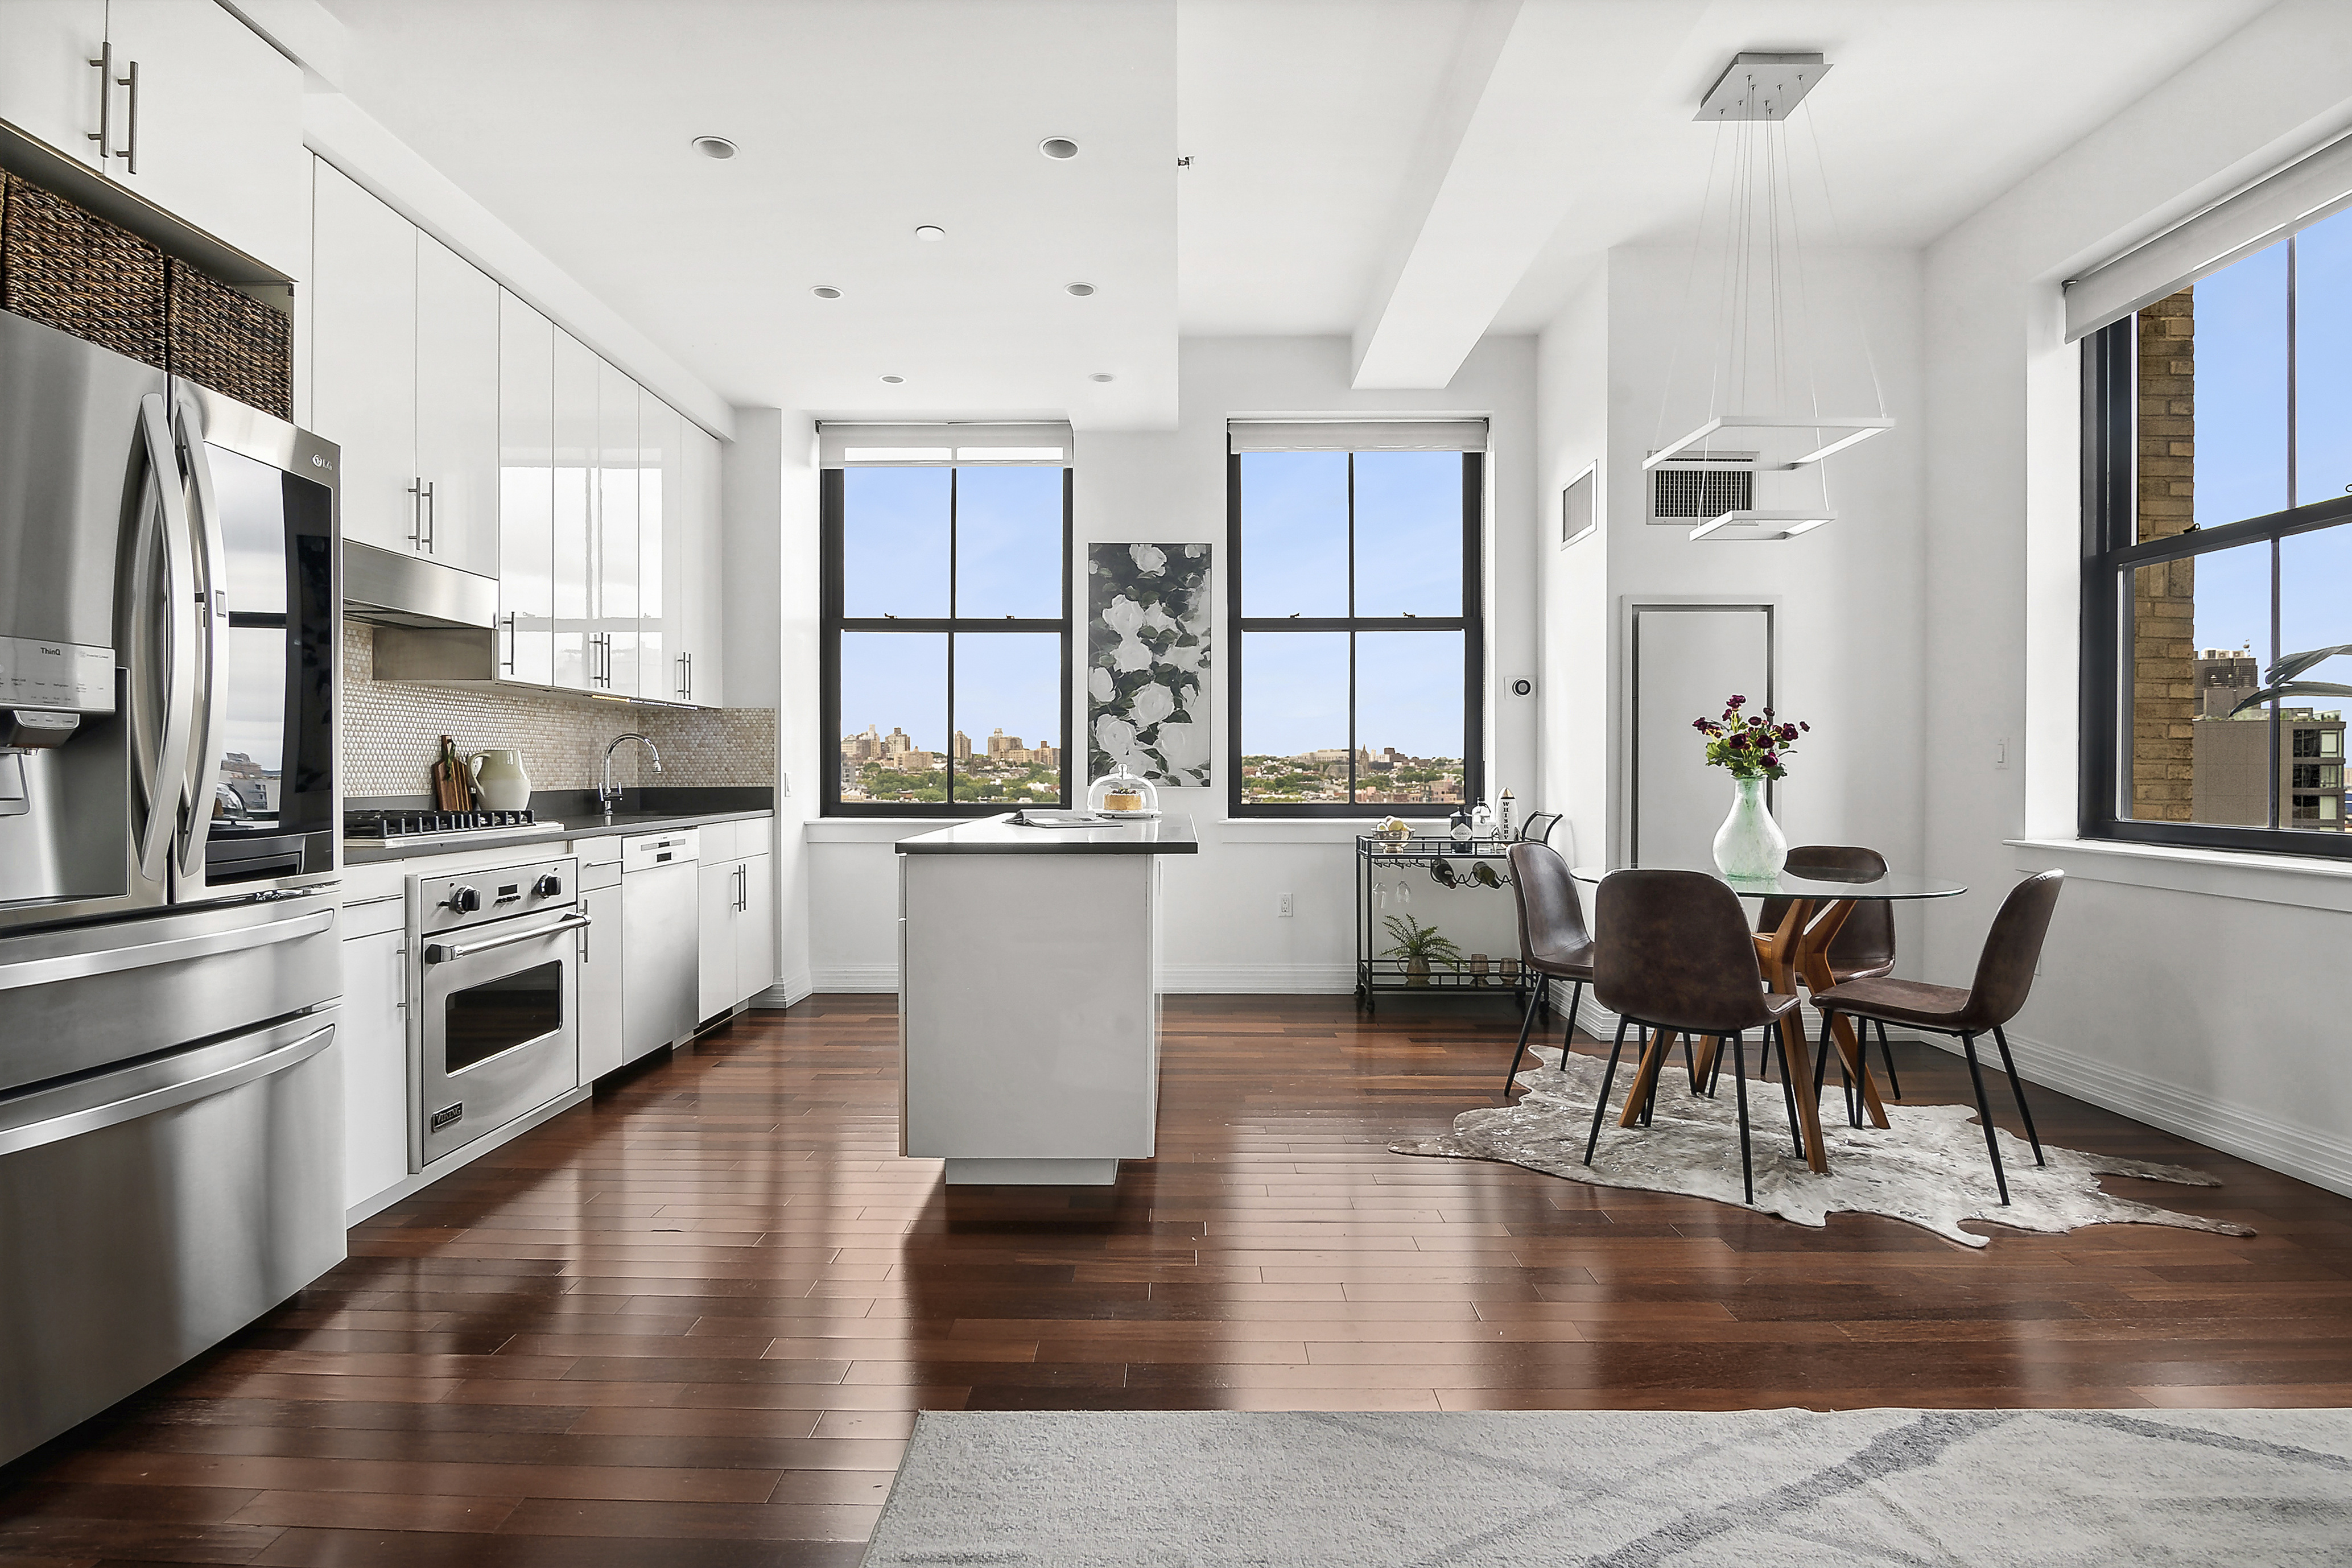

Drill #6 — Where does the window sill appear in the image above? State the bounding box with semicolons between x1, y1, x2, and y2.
2005;836;2352;914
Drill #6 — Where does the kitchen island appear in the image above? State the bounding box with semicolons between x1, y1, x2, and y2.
896;812;1196;1185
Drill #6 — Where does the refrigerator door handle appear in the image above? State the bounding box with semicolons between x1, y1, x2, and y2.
174;388;230;887
134;394;198;885
0;1018;334;1159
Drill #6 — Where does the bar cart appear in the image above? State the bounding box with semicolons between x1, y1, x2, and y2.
1354;833;1537;1014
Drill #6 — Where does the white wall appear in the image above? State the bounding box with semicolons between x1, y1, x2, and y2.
807;333;1538;991
1533;271;1607;868
1922;0;2352;1195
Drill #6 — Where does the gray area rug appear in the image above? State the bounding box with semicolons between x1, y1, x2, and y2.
863;1408;2352;1566
1388;1046;2252;1248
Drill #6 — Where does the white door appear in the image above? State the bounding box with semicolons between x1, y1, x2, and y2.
309;161;417;556
638;390;679;700
578;880;625;1081
1629;603;1774;869
735;851;774;1004
497;294;554;687
103;1;306;271
0;3;108;171
412;235;499;576
697;858;736;1020
595;360;639;697
550;331;599;692
338;926;410;1208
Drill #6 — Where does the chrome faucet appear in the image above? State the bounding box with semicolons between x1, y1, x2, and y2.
600;733;662;818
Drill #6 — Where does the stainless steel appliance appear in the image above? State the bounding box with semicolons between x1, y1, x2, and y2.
621;828;699;1061
411;855;584;1167
0;309;344;1464
345;806;563;855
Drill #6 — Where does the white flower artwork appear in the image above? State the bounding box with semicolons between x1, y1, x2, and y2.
1087;542;1211;788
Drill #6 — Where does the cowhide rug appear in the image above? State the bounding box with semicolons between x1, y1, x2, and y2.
1390;1045;2254;1248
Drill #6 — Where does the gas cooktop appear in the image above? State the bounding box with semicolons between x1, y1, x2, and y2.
342;808;567;849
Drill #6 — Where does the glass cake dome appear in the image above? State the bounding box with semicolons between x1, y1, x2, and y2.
1087;765;1160;817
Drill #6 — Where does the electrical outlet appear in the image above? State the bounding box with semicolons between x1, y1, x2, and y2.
1277;893;1294;919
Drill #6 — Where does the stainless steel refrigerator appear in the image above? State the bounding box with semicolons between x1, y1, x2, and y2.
0;308;345;1464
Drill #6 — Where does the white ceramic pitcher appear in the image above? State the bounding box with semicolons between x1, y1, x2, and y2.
467;748;534;812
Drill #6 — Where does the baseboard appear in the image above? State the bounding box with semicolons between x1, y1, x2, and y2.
811;963;899;992
1162;963;1356;994
1959;1029;2352;1201
750;971;811;1009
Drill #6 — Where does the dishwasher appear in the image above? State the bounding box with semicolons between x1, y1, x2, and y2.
621;829;701;1063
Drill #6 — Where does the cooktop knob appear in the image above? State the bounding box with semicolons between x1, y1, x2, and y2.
447;885;481;914
534;873;563;898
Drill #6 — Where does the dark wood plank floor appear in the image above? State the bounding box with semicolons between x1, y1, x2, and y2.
4;992;2350;1566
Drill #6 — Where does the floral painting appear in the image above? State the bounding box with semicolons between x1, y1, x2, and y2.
1088;542;1212;789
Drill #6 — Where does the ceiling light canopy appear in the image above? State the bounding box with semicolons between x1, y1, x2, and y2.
1039;137;1079;160
879;374;904;385
691;135;737;159
811;285;841;300
914;225;946;242
1065;282;1095;296
1089;373;1115;383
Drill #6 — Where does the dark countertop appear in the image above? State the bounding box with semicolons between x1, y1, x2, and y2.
342;787;775;865
894;811;1198;856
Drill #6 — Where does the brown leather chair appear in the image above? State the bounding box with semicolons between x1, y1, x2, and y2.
1501;841;1594;1099
1810;870;2064;1206
1759;844;1905;1101
1586;870;1805;1203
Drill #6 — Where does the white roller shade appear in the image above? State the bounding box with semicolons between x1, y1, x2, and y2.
2065;130;2352;341
818;421;1072;467
1227;419;1487;453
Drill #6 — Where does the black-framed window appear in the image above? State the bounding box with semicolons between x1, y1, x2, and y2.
1226;445;1483;816
822;464;1074;816
2082;204;2352;856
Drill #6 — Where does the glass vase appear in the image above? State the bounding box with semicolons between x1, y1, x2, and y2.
1711;774;1788;880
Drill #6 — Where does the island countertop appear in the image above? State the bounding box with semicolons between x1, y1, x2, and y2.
893;811;1199;855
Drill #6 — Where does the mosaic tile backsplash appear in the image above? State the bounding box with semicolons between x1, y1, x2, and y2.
341;622;777;796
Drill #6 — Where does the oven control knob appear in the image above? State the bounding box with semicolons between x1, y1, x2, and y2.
534;873;563;898
447;885;481;914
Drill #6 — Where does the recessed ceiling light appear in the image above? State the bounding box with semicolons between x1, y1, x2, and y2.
1090;373;1115;383
880;374;905;384
691;135;737;159
915;225;947;242
1039;137;1079;160
1066;282;1096;296
811;285;842;300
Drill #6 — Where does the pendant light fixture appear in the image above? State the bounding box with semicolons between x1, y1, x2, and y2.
1648;53;1891;542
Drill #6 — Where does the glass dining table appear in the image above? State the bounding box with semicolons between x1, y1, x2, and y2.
1571;864;1967;1174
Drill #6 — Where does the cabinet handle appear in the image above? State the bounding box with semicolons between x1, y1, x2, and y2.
406;478;426;548
736;863;748;912
500;613;515;674
86;45;113;163
423;480;437;552
115;58;139;174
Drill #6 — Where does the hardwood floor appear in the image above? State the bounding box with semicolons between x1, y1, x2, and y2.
4;992;2350;1566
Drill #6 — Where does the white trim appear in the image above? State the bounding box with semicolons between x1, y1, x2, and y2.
344;1084;591;1225
1227;418;1488;453
1163;963;1356;994
2006;837;2352;915
812;963;901;992
808;819;940;844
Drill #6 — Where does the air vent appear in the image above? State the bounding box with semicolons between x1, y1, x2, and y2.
1652;467;1753;521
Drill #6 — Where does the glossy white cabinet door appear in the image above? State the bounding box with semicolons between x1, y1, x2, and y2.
103;1;306;272
578;881;625;1082
497;294;554;687
696;858;736;1021
550;330;599;693
339;926;410;1209
0;3;108;172
678;423;725;707
595;360;638;697
309;160;418;556
413;234;499;576
638;390;679;701
736;850;775;1001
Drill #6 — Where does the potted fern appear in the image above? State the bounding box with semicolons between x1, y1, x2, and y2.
1383;915;1463;987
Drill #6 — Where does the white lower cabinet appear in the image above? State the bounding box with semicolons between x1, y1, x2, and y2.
339;916;410;1211
579;859;625;1082
696;818;775;1019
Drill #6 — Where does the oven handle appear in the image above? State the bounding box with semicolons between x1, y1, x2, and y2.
423;912;589;965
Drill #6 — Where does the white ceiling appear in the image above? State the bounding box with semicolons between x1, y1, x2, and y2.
318;0;2272;419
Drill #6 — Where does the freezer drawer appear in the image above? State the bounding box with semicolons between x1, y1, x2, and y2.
0;1006;346;1464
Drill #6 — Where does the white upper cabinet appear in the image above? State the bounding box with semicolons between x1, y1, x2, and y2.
0;3;108;174
310;161;416;558
595;360;639;698
551;329;599;694
678;423;725;707
412;234;499;576
498;294;555;687
93;1;307;271
638;391;679;702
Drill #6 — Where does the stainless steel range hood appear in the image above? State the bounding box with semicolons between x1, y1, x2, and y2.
343;541;497;629
343;541;501;682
